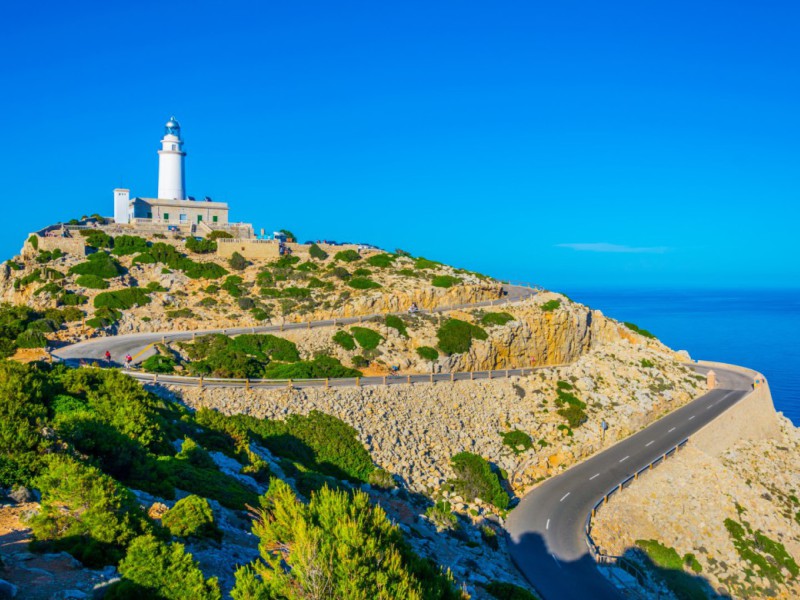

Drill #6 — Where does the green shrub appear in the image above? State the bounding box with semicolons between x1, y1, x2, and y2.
36;248;64;263
255;270;274;286
207;230;233;241
425;500;459;532
351;326;383;350
541;299;560;312
161;495;221;542
112;235;149;256
335;249;361;262
333;330;356;351
16;330;47;348
366;253;395;268
262;356;361;379
229;252;248;270
80;229;113;249
330;266;351;280
481;525;500;551
185;237;217;254
351;355;369;368
30;455;151;567
59;291;87;306
353;267;372;276
414;257;439;270
109;534;220;600
557;405;587;428
348;277;382;290
69;252;122;279
416;346;439;361
94;288;151;310
141;354;176;373
232;334;300;362
641;358;655;368
132;252;156;265
296;261;319;272
368;468;396;489
26;318;59;333
271;255;300;269
501;430;533;453
481;312;514;327
251;307;271;321
432;275;461;288
309;243;328;260
176;437;217;469
624;321;657;339
158;456;258;510
385;314;409;338
145;281;166;292
231;480;461;599
556;380;573;390
27;235;39;250
76;274;109;289
237;297;255;310
449;452;509;509
436;319;488;354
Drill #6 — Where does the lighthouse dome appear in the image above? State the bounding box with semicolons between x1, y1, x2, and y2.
165;117;181;136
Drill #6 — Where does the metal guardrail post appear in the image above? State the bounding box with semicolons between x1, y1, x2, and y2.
383;376;387;385
429;373;433;383
199;376;203;390
407;375;411;384
325;378;329;389
287;379;292;388
488;370;493;380
450;372;454;382
307;321;311;330
356;377;361;387
470;371;474;381
245;378;250;390
154;374;158;383
505;369;509;378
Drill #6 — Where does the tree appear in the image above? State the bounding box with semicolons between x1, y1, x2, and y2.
229;252;249;271
231;479;463;600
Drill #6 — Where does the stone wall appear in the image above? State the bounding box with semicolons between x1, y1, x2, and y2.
21;233;86;259
215;239;366;261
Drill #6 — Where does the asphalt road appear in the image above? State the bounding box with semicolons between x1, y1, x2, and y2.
52;284;536;369
505;365;755;600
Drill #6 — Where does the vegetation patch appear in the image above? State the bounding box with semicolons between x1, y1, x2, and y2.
501;430;533;453
348;277;382;290
366;253;395;268
416;346;439;361
334;249;361;262
414;257;440;270
309;243;328;260
724;517;799;584
432;275;461;288
69;252;123;279
486;581;541;600
425;500;458;532
448;452;509;509
262;356;362;379
333;330;356;351
185;237;217;254
111;235;149;256
540;299;560;312
386;314;409;338
624;321;657;339
481;312;514;327
161;494;221;541
436;319;488;355
351;326;384;351
94;288;151;310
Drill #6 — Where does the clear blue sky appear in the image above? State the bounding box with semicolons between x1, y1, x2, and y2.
1;1;798;290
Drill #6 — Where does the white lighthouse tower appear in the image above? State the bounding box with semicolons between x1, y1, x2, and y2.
157;117;186;200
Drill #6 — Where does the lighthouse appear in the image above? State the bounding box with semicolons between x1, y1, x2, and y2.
157;117;186;200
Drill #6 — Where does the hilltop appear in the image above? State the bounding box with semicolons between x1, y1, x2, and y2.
0;220;796;600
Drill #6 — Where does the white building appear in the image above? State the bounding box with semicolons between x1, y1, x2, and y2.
114;117;248;235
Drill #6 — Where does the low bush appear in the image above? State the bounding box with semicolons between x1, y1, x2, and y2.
351;326;383;350
432;275;461;288
416;346;439;361
59;291;88;306
353;267;372;277
229;252;248;271
255;270;274;286
367;468;396;489
335;249;361;262
94;288;151;310
141;354;176;373
540;299;560;312
112;235;149;256
207;230;233;241
351;355;369;368
330;266;351;280
296;261;319;272
76;274;109;289
501;430;533;453
80;229;113;249
251;307;271;321
262;356;361;379
161;495;221;542
333;330;356;350
237;297;255;310
69;252;123;279
366;253;395;268
449;452;509;509
271;255;300;269
481;312;514;327
436;319;488;354
309;243;328;260
110;534;221;600
557;405;587;428
481;525;500;551
348;277;382;290
425;500;459;532
16;330;47;348
36;248;64;263
185;237;217;254
414;257;440;270
641;358;655;368
385;314;409;338
624;321;657;339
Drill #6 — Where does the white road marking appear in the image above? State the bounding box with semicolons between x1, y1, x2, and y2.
689;415;696;420
546;518;550;530
560;492;570;502
668;427;676;433
645;441;655;447
619;456;629;463
707;405;713;410
589;473;600;480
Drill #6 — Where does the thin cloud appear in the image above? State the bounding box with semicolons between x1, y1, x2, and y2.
556;243;668;254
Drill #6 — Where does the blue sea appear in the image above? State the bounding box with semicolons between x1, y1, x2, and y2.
565;288;800;427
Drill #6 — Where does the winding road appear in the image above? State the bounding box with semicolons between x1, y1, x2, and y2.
51;283;759;598
505;364;755;599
